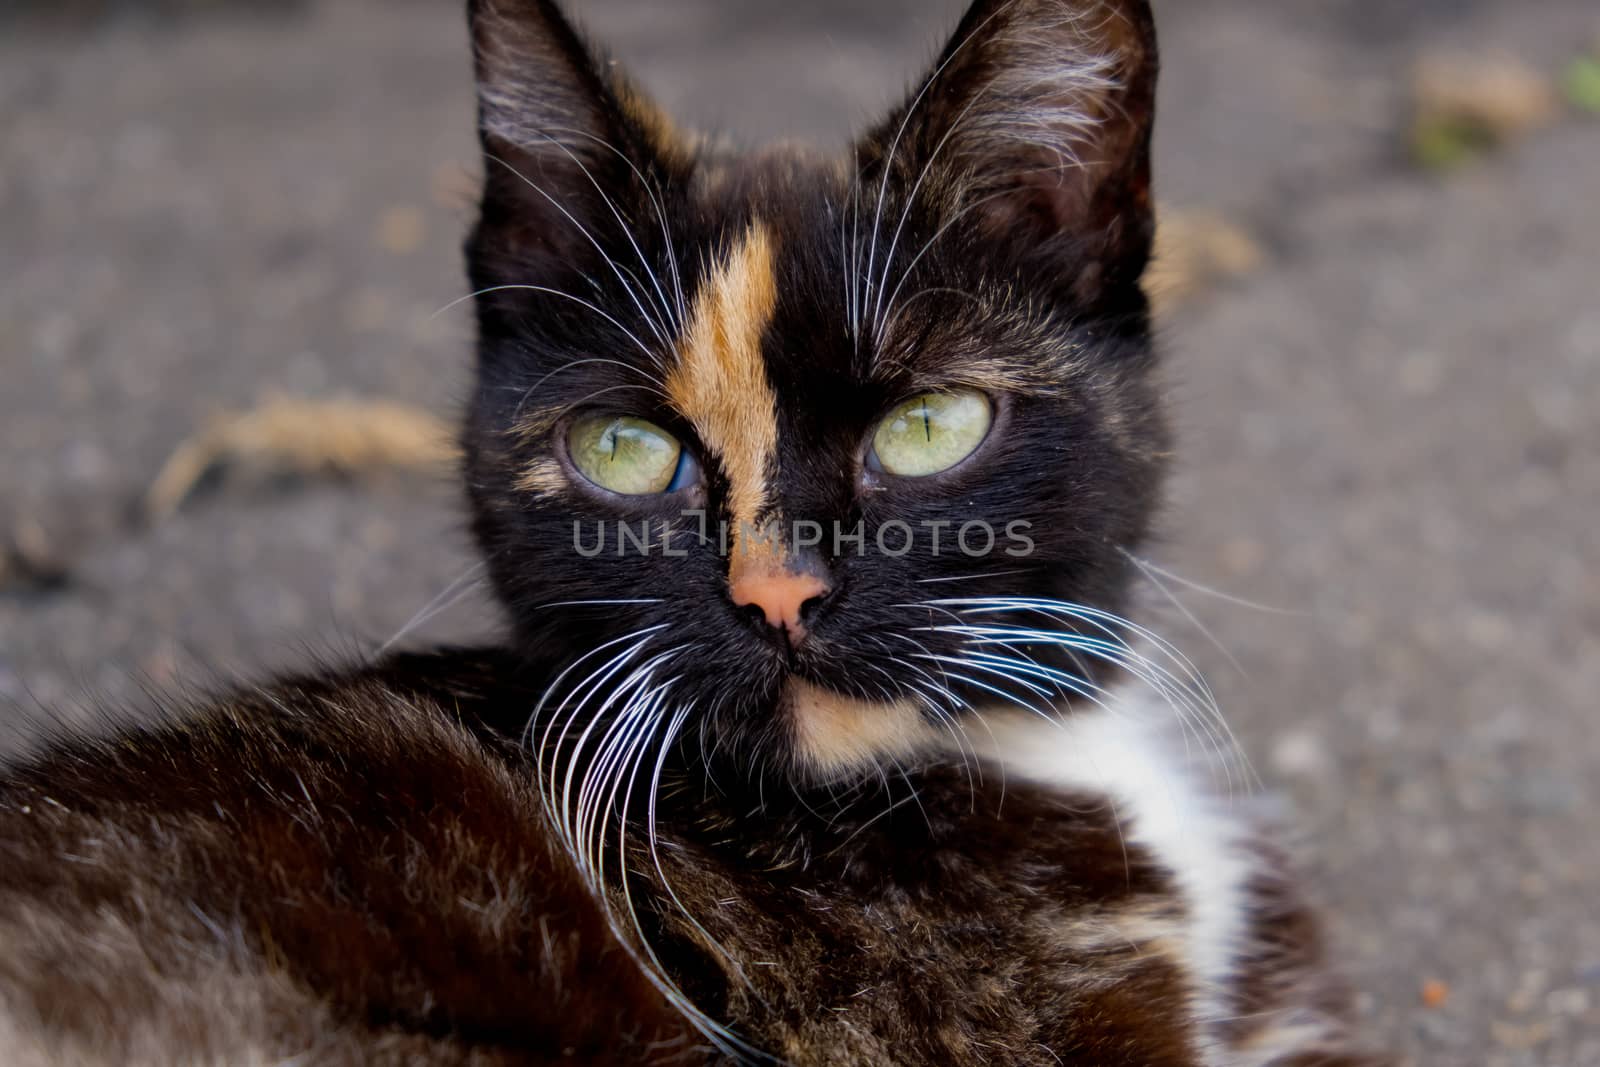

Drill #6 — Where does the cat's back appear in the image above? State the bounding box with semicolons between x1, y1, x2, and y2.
0;652;693;1065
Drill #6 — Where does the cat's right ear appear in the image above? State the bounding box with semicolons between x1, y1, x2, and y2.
467;0;677;278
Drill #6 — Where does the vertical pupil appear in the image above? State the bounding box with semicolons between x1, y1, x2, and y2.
922;397;933;441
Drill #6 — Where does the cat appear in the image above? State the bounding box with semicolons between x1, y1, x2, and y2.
0;0;1390;1064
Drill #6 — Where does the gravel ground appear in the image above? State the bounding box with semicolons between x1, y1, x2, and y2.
2;1;1597;1063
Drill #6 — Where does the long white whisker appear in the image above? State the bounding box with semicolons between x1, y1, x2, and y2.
435;284;662;369
1120;549;1302;616
869;86;994;334
905;655;1058;722
861;4;1013;353
484;154;672;350
536;124;688;324
526;133;679;335
559;648;681;841
536;383;676;427
532;627;667;819
508;359;671;425
584;681;673;886
1122;549;1250;680
374;562;487;655
917;596;1259;794
874;184;1024;346
646;707;750;983
915;568;1031;586
938;623;1223;758
527;637;767;1060
615;704;766;1059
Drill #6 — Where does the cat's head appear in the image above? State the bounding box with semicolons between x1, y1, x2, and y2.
463;0;1167;787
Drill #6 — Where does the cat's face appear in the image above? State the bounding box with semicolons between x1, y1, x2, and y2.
463;0;1165;786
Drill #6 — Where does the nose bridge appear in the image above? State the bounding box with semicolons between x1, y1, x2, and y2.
757;417;855;561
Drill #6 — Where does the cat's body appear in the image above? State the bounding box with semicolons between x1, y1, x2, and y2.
0;1;1389;1063
0;653;1375;1066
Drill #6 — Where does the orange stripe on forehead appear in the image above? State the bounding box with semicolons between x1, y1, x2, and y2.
665;222;780;536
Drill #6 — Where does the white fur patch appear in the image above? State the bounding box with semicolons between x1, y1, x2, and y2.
961;695;1256;1066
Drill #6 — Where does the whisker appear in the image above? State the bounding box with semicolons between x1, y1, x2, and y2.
825;784;922;858
860;3;1015;357
869;85;995;335
484;154;672;349
1121;549;1249;680
1119;548;1302;615
557;648;682;840
916;568;1031;585
526;633;767;1062
525;132;680;336
505;357;671;427
646;706;751;984
537;383;676;427
531;626;666;804
620;703;768;1060
373;561;487;656
529;597;664;612
535;124;688;325
577;679;672;884
915;596;1259;796
874;183;1031;346
434;283;664;370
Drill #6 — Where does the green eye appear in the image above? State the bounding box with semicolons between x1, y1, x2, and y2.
870;390;993;477
567;415;683;495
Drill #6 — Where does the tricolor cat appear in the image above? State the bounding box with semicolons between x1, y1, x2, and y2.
0;1;1389;1063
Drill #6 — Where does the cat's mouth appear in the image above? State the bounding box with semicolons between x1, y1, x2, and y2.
779;677;939;783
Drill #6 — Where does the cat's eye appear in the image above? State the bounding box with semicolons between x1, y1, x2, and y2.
567;415;695;495
868;390;993;477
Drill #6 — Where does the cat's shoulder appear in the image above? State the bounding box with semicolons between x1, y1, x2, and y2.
0;650;693;1065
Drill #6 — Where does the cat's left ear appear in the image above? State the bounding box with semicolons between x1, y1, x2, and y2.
863;0;1159;305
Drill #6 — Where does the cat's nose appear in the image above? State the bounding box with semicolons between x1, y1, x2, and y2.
730;567;832;646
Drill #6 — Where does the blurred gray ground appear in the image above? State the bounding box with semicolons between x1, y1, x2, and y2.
2;1;1598;1063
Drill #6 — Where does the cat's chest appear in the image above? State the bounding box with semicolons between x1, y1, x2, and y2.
646;706;1241;1066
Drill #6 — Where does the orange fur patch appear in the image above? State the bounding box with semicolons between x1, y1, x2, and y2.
784;679;937;781
513;455;568;499
665;223;780;557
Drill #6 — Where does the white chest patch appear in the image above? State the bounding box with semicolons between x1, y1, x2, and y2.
960;696;1256;1063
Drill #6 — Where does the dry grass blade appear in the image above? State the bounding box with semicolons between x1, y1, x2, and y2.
1145;208;1265;315
145;396;458;520
0;518;72;593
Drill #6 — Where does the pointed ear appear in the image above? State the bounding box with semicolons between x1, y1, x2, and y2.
867;0;1159;304
467;0;680;279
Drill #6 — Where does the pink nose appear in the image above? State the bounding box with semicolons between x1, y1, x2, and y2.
730;569;831;643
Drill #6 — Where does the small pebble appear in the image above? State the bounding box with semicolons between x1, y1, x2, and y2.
1492;1019;1554;1049
1547;988;1590;1016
